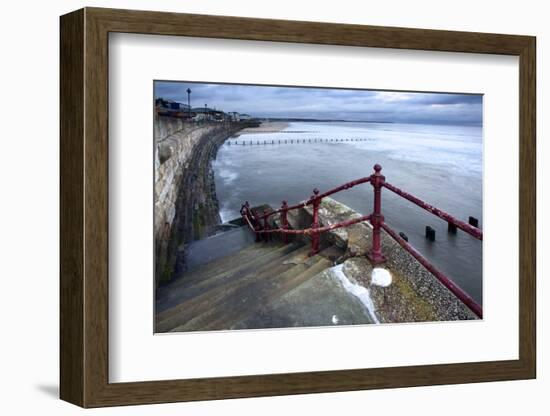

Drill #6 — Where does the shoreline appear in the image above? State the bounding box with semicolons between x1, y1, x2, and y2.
234;121;289;135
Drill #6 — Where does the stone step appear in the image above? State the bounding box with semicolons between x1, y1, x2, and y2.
166;246;342;331
156;243;310;316
181;225;256;272
234;262;374;329
171;253;335;332
155;244;311;330
156;240;294;299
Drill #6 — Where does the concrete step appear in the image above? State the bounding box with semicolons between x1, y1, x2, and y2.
156;245;307;321
156;242;304;312
182;225;256;272
162;246;340;332
174;255;335;332
183;241;302;286
155;244;310;329
234;263;374;329
156;240;292;298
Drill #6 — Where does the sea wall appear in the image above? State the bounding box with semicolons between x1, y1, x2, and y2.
154;115;244;285
283;198;477;323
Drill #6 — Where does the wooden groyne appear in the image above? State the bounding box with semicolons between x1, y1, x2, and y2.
226;137;373;146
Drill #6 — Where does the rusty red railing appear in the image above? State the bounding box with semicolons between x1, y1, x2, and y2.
240;164;483;318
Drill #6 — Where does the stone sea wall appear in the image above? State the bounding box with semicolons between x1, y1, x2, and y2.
154;115;244;285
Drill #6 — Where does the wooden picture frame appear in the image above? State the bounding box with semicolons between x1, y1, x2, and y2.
60;7;536;408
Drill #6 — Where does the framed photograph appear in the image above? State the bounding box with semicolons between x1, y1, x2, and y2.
60;7;536;408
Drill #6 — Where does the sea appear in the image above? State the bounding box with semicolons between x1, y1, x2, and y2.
212;122;483;304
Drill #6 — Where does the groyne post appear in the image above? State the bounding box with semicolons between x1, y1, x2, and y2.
367;164;387;264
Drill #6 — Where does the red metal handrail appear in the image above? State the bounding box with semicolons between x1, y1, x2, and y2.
241;163;483;318
253;176;371;221
382;181;482;240
381;222;483;318
243;211;371;236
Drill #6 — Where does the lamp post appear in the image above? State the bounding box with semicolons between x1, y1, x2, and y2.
186;88;191;120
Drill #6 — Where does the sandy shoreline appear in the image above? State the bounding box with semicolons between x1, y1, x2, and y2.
235;121;290;135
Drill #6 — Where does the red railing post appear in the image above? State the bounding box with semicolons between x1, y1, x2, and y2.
249;204;262;243
242;201;261;242
367;164;387;264
240;201;249;224
281;200;289;244
310;188;321;256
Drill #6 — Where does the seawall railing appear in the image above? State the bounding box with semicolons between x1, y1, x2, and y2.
240;164;483;318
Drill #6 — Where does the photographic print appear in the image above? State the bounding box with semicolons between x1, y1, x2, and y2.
154;81;483;333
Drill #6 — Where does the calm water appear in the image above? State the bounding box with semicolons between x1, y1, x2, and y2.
213;122;483;304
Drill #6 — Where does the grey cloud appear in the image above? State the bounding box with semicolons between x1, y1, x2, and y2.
154;81;482;125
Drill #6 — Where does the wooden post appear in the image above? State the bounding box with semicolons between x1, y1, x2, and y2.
425;226;436;241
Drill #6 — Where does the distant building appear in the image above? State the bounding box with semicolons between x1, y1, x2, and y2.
228;112;240;121
155;97;239;122
191;107;214;121
155;98;191;118
191;107;227;122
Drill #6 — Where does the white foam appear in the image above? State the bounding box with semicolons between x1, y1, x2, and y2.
219;207;236;223
372;268;392;287
218;168;238;184
286;121;483;175
330;264;380;324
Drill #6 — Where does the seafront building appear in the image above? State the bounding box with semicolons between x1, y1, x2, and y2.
155;97;248;123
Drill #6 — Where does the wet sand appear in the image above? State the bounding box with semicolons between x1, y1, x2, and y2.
236;121;289;135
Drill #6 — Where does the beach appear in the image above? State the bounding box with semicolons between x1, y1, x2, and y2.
234;121;289;135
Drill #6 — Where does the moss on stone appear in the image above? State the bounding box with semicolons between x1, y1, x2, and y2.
161;266;172;283
192;203;207;240
390;271;438;322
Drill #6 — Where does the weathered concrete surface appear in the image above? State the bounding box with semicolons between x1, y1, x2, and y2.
155;233;375;332
233;267;373;329
182;226;256;272
154;116;245;285
284;197;478;323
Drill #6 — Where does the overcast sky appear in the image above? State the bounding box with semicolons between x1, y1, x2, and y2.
154;81;482;125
